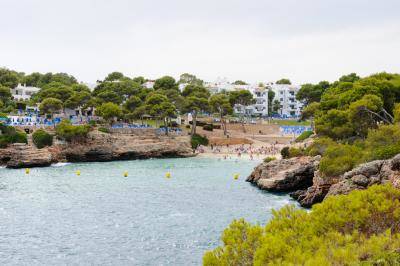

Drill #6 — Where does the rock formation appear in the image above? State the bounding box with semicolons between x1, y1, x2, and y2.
5;143;53;168
246;156;320;191
0;131;193;168
327;154;400;196
248;154;400;208
62;131;193;162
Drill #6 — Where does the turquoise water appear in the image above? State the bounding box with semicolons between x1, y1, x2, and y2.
0;158;294;265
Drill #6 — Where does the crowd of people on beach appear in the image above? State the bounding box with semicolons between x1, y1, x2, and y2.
196;143;282;160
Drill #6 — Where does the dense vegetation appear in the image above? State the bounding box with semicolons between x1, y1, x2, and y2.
191;134;209;149
295;130;313;142
294;72;400;177
0;123;27;147
0;68;273;136
55;120;90;142
32;129;53;149
204;185;400;265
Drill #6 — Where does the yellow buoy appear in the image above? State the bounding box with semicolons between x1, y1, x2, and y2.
25;168;30;174
76;170;81;176
165;172;171;178
234;174;239;180
123;171;128;177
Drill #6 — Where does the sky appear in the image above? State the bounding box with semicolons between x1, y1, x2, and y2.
1;0;400;84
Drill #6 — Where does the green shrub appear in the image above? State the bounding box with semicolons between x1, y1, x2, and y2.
295;130;313;142
56;120;90;142
263;157;276;163
319;143;364;177
32;129;53;149
98;127;109;133
10;131;27;144
280;146;290;159
191;134;209;149
306;137;336;156
0;135;12;148
88;120;97;127
0;123;16;135
363;124;400;161
0;124;27;147
288;147;305;157
307;125;400;178
203;124;213;131
281;146;304;159
204;184;400;266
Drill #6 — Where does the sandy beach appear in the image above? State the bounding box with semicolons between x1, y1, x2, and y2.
195;141;285;162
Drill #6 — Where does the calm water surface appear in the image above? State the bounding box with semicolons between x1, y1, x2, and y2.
0;158;294;265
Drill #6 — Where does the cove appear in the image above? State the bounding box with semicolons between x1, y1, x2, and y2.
0;158;294;265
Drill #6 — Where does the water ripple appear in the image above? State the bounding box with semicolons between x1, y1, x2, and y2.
0;158;294;265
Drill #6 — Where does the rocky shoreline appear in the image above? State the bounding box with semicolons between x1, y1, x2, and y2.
0;131;193;168
247;154;400;207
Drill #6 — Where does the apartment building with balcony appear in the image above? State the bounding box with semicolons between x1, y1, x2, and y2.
270;84;303;117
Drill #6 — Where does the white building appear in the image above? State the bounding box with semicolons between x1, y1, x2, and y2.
143;80;155;89
270;84;303;117
234;86;269;117
11;84;41;101
204;78;303;118
204;77;235;94
233;83;303;118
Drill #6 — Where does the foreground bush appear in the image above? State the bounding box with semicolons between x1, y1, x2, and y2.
55;120;90;142
32;129;53;149
307;124;400;177
319;143;364;177
364;124;400;161
204;185;400;265
191;134;208;149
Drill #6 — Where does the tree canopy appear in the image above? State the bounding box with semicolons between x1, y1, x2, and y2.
310;72;400;139
179;73;203;85
153;76;178;91
296;81;330;105
96;102;122;124
40;98;63;117
276;78;291;85
233;80;247;85
204;184;400;265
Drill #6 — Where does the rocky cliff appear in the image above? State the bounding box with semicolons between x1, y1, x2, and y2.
0;131;193;168
247;154;400;208
246;156;320;191
62;131;193;162
327;154;400;196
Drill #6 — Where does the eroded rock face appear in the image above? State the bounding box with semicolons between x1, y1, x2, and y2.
292;170;335;207
327;156;400;197
246;156;320;192
5;143;53;168
294;154;400;207
249;153;400;208
0;131;193;168
62;132;193;162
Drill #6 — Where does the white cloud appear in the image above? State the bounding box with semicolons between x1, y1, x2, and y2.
0;0;399;84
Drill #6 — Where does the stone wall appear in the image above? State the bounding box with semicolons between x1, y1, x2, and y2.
107;128;157;136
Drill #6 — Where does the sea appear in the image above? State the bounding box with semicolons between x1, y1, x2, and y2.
0;157;295;265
